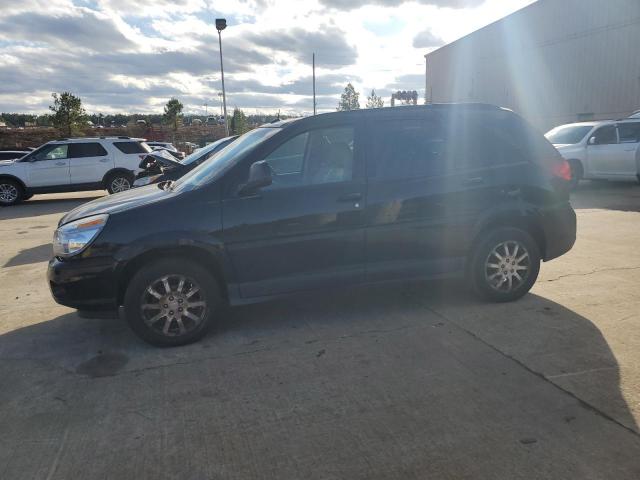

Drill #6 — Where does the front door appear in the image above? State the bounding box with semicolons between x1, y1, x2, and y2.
222;123;366;298
68;142;113;185
27;144;71;187
586;125;624;178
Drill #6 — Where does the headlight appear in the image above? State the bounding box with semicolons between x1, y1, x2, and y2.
53;214;109;257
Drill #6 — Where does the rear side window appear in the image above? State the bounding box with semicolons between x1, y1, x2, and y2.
114;141;151;154
69;142;107;158
370;119;447;179
445;111;533;171
618;123;640;143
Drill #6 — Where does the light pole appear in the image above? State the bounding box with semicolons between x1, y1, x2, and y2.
218;92;224;117
216;18;229;136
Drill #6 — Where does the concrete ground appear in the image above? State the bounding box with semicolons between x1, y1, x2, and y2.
0;182;639;479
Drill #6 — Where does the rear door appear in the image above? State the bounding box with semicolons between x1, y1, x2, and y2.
68;142;112;184
364;109;532;281
222;122;366;298
27;144;71;187
615;122;640;178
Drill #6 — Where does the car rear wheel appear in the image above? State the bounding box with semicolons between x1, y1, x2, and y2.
106;172;133;194
0;179;23;206
123;259;220;346
469;227;540;302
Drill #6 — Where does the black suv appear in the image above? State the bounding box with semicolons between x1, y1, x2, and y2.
48;105;576;346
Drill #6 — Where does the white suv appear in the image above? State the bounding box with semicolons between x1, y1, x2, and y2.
546;120;640;188
0;137;152;206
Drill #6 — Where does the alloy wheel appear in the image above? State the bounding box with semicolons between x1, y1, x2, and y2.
140;274;207;337
484;240;531;293
0;183;18;203
111;177;131;192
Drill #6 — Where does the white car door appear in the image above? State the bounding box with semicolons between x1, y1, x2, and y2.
615;123;640;178
585;125;625;178
27;144;71;187
68;142;114;185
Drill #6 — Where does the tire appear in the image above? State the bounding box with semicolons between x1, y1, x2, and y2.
106;172;133;194
0;179;24;206
123;258;221;346
468;227;541;303
568;160;583;190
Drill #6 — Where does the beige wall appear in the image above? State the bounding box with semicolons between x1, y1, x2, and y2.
425;0;640;132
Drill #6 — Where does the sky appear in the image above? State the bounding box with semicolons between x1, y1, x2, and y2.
0;0;536;115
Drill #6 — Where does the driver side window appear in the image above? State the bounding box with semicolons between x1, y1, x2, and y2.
591;126;617;145
36;144;69;160
264;126;354;189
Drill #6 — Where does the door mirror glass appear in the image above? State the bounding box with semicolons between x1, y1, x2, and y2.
588;136;596;145
239;160;272;195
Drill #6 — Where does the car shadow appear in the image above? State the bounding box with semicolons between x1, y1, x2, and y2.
572;180;640;212
0;281;636;435
3;243;52;267
0;194;103;220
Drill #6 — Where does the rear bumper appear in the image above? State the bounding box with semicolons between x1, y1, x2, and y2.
47;256;118;311
540;202;576;261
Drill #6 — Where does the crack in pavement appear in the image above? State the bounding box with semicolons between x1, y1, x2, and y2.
541;265;640;283
424;304;640;439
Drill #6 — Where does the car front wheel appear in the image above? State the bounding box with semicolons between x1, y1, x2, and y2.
123;259;221;346
0;179;23;206
469;227;541;302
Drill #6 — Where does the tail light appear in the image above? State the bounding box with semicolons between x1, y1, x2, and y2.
551;159;571;181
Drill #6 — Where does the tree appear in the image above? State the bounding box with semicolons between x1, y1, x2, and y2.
49;92;86;136
230;107;248;135
365;89;384;109
163;98;184;132
337;83;360;111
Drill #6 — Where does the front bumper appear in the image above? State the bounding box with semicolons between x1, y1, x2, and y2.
540;202;577;261
47;256;118;311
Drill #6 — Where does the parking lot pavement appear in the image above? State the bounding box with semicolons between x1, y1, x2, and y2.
0;184;639;479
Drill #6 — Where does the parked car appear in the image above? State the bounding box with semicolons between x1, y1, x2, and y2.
146;142;185;160
133;136;238;187
545;119;640;187
0;150;31;161
0;137;151;205
48;104;576;346
628;110;640;119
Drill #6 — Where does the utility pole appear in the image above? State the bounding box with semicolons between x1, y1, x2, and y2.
216;18;229;136
203;103;208;116
312;53;316;115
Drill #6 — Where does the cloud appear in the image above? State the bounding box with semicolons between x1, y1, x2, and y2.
245;27;358;67
318;0;484;10
412;28;444;49
0;10;134;51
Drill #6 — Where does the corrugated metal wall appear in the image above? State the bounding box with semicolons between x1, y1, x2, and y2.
425;0;640;131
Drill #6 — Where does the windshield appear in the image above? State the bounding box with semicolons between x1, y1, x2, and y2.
181;137;234;166
545;125;593;145
173;128;280;192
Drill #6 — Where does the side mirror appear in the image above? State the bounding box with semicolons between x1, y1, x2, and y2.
238;160;272;196
588;136;597;145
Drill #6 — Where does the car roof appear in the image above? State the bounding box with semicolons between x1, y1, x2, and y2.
48;136;146;144
260;104;508;129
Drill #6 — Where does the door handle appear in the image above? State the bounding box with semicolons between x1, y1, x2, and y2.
99;158;110;162
337;192;362;202
462;176;484;186
55;161;66;166
624;147;636;152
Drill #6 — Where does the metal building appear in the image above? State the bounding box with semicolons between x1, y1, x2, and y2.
424;0;640;132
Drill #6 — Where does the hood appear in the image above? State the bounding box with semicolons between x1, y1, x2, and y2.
139;149;183;170
0;159;17;166
59;184;174;226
